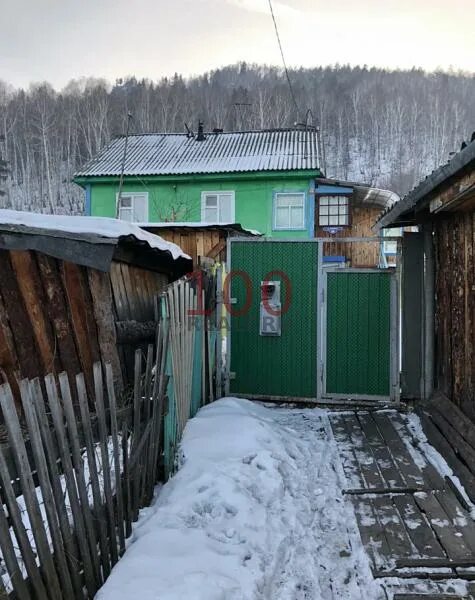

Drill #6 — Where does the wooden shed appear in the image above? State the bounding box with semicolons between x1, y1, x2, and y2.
378;135;475;416
0;210;191;405
140;222;260;268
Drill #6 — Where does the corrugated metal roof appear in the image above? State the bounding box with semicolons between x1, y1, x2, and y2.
74;129;320;178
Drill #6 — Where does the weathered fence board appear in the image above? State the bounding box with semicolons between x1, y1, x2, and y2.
0;268;218;598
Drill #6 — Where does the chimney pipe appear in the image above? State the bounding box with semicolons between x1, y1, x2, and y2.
197;120;206;142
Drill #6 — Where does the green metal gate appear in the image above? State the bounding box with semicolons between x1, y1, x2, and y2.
228;240;318;398
319;268;398;402
228;239;399;403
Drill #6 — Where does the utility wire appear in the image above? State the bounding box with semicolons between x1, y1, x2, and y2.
267;0;300;118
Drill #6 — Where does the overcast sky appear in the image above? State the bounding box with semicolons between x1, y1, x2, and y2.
1;0;474;89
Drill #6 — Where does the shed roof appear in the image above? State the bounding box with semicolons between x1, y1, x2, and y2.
0;210;192;272
74;129;320;178
377;135;475;228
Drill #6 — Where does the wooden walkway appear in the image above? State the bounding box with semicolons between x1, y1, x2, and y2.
330;409;475;596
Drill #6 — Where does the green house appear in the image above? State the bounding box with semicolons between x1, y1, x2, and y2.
73;127;322;237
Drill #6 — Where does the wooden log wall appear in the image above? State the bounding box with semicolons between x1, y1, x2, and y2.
434;212;475;421
316;206;382;267
0;249;170;408
147;227;227;267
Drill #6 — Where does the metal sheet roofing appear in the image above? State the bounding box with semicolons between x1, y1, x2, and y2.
74;129;320;178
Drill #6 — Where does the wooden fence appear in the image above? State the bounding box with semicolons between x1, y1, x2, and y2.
0;271;221;598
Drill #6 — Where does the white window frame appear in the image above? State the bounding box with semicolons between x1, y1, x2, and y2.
201;191;235;224
116;192;149;222
273;192;306;231
318;195;350;227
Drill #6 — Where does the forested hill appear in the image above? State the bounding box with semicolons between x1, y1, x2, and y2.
0;63;474;214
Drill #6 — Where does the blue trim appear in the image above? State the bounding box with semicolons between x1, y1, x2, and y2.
323;255;346;263
308;179;315;237
84;184;92;215
315;184;353;195
272;190;307;232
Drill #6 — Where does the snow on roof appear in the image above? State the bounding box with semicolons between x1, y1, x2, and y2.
0;210;190;261
74;129;321;178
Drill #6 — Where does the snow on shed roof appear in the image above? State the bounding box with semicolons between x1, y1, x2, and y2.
74;129;320;178
0;210;190;261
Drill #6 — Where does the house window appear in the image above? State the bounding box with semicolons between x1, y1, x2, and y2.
274;192;305;230
318;195;349;227
201;192;235;223
383;227;402;256
116;192;148;222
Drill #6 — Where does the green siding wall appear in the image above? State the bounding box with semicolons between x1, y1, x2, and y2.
83;172;317;237
325;271;391;396
229;241;318;397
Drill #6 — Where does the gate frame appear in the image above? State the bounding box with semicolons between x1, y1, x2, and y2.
225;236;401;405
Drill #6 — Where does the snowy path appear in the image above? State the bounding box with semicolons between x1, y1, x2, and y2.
96;400;474;600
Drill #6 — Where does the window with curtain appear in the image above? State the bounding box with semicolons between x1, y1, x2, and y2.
273;192;305;230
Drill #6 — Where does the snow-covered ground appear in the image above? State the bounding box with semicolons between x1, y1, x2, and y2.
96;398;384;600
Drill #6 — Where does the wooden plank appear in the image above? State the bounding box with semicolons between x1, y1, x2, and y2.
19;379;76;599
328;414;366;489
434;489;475;555
417;407;475;502
392;494;446;559
88;268;123;392
105;363;126;556
30;378;84;599
372;412;427;489
0;445;46;599
36;253;82;379
351;496;392;570
429;404;475;475
0;498;31;599
58;372;102;585
109;262;131;320
414;491;474;561
120;263;140;321
61;261;100;397
0;250;42;381
0;290;21;398
9;250;58;375
388;412;446;491
139;344;154;503
132;349;142;518
44;374;98;596
371;495;414;559
121;399;132;538
357;412;406;489
0;383;62;599
75;372;111;579
432;395;475;454
344;413;385;489
93;363;119;566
